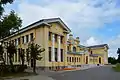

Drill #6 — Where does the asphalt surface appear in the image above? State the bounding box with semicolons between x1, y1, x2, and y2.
50;66;120;80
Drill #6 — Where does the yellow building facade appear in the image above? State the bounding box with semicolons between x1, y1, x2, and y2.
0;18;109;70
67;34;109;67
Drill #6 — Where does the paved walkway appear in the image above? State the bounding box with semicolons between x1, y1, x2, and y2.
50;66;120;80
3;65;104;80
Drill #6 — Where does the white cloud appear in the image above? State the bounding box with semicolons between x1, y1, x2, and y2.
85;37;101;46
17;0;120;42
6;0;120;58
107;35;120;58
18;0;120;28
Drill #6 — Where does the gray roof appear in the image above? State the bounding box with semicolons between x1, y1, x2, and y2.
86;44;109;49
89;54;103;57
1;18;71;41
67;51;85;55
78;44;86;48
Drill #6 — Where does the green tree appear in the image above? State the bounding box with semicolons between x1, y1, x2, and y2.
0;0;22;39
108;57;117;64
0;11;22;38
117;48;120;63
27;42;45;73
0;0;14;16
6;42;16;72
19;48;25;66
0;43;5;65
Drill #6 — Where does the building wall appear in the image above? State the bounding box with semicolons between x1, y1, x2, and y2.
47;23;68;68
67;54;82;67
1;19;109;70
2;22;69;70
89;47;108;64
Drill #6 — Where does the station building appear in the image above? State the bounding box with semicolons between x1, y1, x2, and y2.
0;18;109;70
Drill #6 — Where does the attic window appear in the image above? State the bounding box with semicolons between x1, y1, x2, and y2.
73;47;76;52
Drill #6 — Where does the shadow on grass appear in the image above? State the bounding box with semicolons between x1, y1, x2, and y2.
0;72;38;80
112;63;120;72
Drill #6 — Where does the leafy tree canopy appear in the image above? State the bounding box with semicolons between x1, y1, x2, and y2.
0;0;14;16
0;11;22;38
108;57;117;64
0;0;22;39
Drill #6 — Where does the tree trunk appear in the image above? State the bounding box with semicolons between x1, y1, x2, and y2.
9;57;14;72
33;59;36;73
21;58;24;66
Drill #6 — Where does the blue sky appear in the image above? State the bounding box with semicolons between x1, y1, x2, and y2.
5;0;120;58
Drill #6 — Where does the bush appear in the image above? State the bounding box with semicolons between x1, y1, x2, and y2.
0;65;27;76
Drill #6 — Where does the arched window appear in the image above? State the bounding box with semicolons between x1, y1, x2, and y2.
73;47;76;52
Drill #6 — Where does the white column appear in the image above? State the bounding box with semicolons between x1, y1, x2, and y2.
25;50;27;62
16;39;18;45
52;34;55;62
58;36;61;62
29;35;31;42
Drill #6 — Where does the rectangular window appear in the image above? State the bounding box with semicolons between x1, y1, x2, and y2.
79;58;80;62
72;57;74;62
75;57;76;62
61;49;63;62
67;46;70;52
49;47;51;62
55;34;57;42
18;38;20;45
61;36;64;43
15;52;17;62
26;35;29;43
22;36;24;44
49;32;51;41
30;33;34;41
55;48;57;62
70;57;71;62
26;49;29;61
18;49;21;62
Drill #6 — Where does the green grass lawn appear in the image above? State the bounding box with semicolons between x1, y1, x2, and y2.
112;63;120;72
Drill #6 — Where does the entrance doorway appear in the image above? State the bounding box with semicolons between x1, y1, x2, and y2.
86;56;88;64
99;57;101;64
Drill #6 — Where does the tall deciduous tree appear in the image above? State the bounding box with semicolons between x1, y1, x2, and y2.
0;11;22;38
117;48;120;63
0;43;5;65
19;48;25;66
0;0;22;39
108;57;117;64
27;42;45;73
6;42;16;72
0;0;14;16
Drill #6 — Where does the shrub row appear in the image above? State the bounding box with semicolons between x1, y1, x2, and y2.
0;65;27;75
